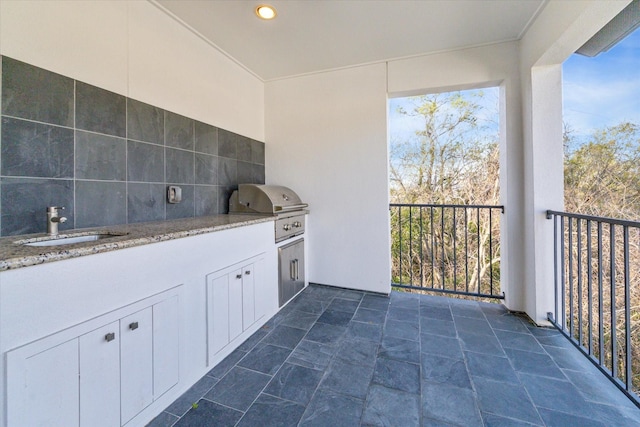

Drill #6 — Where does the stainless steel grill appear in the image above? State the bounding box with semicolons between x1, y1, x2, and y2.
229;184;308;243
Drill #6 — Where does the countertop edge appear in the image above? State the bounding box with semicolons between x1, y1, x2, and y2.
0;215;275;272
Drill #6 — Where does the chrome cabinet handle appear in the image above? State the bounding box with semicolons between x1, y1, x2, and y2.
245;270;251;275
129;322;139;330
236;274;243;279
105;332;116;342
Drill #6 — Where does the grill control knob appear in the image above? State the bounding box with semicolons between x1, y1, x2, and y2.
293;221;302;228
283;224;291;231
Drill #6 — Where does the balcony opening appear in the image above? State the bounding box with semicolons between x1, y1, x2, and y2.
548;19;640;406
388;87;503;300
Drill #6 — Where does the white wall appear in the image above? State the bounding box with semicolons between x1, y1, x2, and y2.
265;64;391;294
388;42;525;311
519;0;630;323
0;0;264;140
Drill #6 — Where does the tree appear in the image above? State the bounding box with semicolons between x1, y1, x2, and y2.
389;90;501;296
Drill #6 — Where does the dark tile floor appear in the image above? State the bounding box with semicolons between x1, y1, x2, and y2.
148;284;640;427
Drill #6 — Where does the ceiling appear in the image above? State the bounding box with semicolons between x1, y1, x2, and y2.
155;0;546;82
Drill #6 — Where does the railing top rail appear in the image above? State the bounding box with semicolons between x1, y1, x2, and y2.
546;209;640;228
390;203;504;212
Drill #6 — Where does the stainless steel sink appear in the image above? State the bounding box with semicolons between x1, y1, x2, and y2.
18;233;127;247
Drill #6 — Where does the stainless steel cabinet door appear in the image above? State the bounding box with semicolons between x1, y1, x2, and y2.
278;238;305;307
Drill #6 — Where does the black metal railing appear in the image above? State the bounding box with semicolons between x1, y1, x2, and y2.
390;204;504;299
547;210;640;408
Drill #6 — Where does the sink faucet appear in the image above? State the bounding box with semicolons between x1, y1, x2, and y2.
47;206;67;236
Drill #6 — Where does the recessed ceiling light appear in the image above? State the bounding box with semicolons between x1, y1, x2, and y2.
255;4;277;20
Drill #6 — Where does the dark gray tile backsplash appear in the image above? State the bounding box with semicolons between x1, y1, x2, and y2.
75;131;126;181
1;56;74;127
1;117;75;178
76;81;127;138
1;177;75;235
0;55;265;236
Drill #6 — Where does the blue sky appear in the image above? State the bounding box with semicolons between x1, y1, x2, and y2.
563;29;640;137
389;29;639;144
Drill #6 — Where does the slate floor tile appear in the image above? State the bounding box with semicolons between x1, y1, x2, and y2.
317;308;353;326
519;372;597;418
262;324;307;349
334;338;379;367
563;368;639;408
345;321;383;342
165;375;218;417
538;407;607;427
421;353;472;389
420;305;453;321
493;329;544;353
264;363;324;405
454;316;494;336
320;359;374;399
237;394;306;427
542;344;596;372
237;328;268;352
372;357;420;393
486;313;530;333
338;289;365;301
328;297;360;313
465;351;520;384
384;318;419;341
379;336;421;363
174;399;243;427
422;381;483;426
451;304;485;319
421;333;463;360
204;366;271;412
503;347;564;379
299;390;364;427
237;343;292;375
288;339;336;370
361;385;420;426
207;348;247;379
420;317;457;338
481;413;543;427
387;307;420;323
473;377;542;425
305;322;346;344
280;310;320;331
457;329;504;355
360;294;390;311
289;296;331;315
353;307;387;324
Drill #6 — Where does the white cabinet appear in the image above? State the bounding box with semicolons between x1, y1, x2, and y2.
207;254;266;362
120;308;153;425
6;288;180;427
80;321;120;427
8;339;80;427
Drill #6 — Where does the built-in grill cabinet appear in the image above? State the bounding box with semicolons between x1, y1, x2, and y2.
229;184;308;306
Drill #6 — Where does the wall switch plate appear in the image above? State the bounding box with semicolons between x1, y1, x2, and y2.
167;186;182;204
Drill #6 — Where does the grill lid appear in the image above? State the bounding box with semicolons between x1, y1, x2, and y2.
229;184;308;214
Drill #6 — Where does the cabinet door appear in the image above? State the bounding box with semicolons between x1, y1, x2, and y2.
253;257;269;320
209;273;230;357
79;321;120;427
7;339;80;427
229;268;244;341
242;263;255;330
153;295;180;398
120;307;153;425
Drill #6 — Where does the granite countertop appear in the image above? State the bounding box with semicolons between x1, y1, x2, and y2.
0;214;275;272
